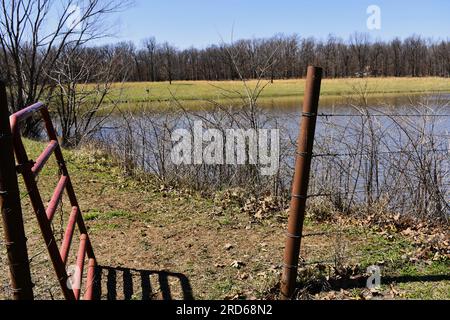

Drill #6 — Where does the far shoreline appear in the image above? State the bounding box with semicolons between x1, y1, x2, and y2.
83;77;450;113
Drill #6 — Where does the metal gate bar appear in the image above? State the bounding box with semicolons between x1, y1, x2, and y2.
9;102;97;300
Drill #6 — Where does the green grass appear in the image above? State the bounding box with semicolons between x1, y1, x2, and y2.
295;224;449;300
389;261;450;300
84;211;101;221
97;77;450;110
357;232;414;267
84;210;130;221
212;279;235;298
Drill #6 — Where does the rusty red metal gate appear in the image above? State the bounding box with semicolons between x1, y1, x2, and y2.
9;102;97;300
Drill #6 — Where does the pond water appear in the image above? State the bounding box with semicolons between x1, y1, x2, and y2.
92;93;450;217
100;93;450;144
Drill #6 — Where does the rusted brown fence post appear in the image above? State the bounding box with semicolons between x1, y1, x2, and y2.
0;81;34;300
280;66;322;300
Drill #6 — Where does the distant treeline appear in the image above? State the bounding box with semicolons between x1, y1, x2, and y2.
105;33;450;82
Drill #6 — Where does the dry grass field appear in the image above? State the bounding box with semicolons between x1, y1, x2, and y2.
105;77;450;104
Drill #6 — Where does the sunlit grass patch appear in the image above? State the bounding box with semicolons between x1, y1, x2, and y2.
100;77;450;108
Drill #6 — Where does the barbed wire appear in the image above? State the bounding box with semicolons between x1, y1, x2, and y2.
311;187;449;197
298;245;402;267
312;148;450;158
302;228;356;238
317;113;450;118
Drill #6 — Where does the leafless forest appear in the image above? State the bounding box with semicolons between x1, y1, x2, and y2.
126;34;450;82
1;1;450;114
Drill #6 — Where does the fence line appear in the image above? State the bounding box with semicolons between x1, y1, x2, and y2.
317;113;450;118
312;148;450;158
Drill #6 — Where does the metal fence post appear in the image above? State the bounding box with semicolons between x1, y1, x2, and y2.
280;66;323;300
0;81;34;300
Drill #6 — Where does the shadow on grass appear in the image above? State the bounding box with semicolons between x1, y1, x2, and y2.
93;266;194;300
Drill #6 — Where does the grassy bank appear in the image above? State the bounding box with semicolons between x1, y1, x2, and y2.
0;139;448;300
108;77;450;105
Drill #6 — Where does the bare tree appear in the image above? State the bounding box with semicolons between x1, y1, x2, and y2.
97;34;449;83
0;0;129;135
47;45;126;147
143;37;158;82
162;42;176;85
349;32;371;76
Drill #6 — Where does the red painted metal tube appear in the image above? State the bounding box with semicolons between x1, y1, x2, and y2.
60;206;79;265
84;258;96;300
32;140;59;177
46;175;68;222
9;118;75;300
65;179;96;261
9;102;45;124
74;234;87;300
9;101;97;300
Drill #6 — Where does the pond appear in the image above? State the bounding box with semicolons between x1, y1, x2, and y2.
100;93;450;146
94;93;450;218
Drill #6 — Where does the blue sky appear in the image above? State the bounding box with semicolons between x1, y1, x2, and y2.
111;0;450;48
